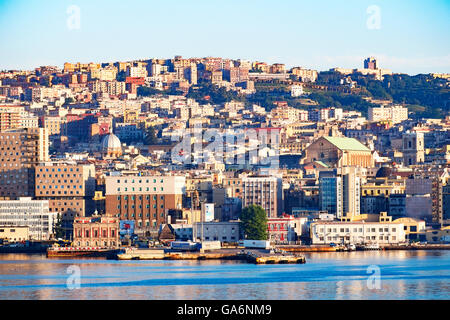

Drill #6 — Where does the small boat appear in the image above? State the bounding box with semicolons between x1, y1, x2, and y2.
363;243;381;250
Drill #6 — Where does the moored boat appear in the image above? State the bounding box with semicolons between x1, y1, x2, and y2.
46;246;118;257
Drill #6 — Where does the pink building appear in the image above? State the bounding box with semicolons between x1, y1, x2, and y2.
267;214;307;243
72;215;119;248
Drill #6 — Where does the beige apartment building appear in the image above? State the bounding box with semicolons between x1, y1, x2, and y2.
242;176;283;218
291;67;318;82
368;105;408;124
41;115;66;136
0;226;29;242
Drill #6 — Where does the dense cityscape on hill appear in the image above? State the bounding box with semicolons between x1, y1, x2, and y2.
0;55;449;250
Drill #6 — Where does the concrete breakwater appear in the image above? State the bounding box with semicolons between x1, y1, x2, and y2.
115;248;306;264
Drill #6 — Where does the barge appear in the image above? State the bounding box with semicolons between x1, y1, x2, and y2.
46;246;119;258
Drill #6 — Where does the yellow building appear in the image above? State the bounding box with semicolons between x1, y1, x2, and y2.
361;178;405;197
393;217;426;242
0;226;29;242
181;209;202;224
426;226;450;243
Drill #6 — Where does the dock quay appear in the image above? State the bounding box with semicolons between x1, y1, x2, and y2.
114;248;306;264
240;250;306;264
276;245;338;252
382;244;450;250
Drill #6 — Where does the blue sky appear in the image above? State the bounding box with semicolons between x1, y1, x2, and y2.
0;0;449;74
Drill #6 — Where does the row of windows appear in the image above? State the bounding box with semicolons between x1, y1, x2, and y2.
120;213;164;218
117;178;164;184
75;241;116;247
118;204;164;209
76;230;116;238
39;168;80;172
117;195;164;201
117;187;163;192
318;227;397;233
37;180;80;184
38;190;81;195
37;174;82;178
37;185;82;189
320;236;397;241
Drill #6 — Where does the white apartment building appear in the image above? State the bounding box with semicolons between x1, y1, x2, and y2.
310;221;406;245
0;197;57;240
291;85;304;97
368;105;408;124
105;175;186;196
242;176;283;218
20;115;39;128
126;66;148;78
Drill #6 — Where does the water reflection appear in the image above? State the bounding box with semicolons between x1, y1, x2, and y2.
0;251;449;300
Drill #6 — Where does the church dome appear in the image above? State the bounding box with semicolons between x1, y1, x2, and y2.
102;133;122;158
375;166;392;178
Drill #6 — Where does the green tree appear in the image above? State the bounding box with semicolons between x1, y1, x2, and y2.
240;205;268;240
144;126;158;145
53;213;65;239
63;97;75;106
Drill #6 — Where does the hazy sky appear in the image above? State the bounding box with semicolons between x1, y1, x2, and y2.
0;0;449;74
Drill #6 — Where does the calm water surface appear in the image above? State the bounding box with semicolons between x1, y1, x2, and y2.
0;250;449;300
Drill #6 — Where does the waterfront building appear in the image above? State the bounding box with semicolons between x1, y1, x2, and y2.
267;215;308;244
0;226;29;242
34;163;96;238
193;220;240;242
171;223;193;241
310;213;406;245
0;197;56;240
392;217;426;242
72;215;119;248
425;226;450;243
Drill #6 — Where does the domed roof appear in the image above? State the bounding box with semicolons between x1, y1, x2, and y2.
376;166;392;178
102;133;122;152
